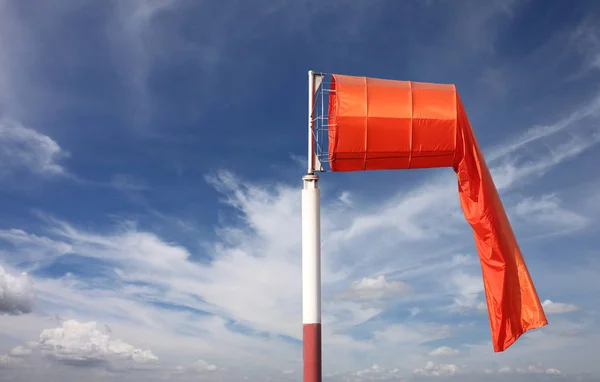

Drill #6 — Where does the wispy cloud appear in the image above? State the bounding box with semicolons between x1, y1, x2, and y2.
109;174;150;192
570;15;600;75
486;90;600;163
0;119;67;181
0;228;73;271
374;322;452;346
514;194;589;236
108;0;183;127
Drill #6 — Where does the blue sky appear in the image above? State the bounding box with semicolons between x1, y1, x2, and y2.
1;0;600;381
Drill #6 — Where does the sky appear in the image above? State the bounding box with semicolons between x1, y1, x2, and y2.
1;0;600;381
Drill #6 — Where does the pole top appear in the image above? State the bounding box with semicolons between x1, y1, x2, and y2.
303;174;319;181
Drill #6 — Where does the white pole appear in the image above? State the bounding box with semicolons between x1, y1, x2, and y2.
302;174;321;382
303;69;322;382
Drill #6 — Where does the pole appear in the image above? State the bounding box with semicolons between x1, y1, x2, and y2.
302;174;321;382
303;69;321;382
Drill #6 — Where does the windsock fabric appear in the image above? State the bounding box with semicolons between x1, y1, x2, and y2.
327;74;548;352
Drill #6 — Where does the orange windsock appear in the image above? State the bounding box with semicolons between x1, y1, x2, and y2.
327;74;548;352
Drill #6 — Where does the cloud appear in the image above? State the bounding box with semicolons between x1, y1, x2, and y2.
0;228;73;253
8;345;32;358
19;272;306;375
336;275;410;301
488;364;563;376
0;344;230;382
109;174;150;192
0;119;67;181
338;191;353;206
108;0;183;125
485;89;600;191
514;194;589;234
490;131;600;191
38;319;158;367
542;300;580;315
0;229;73;270
191;359;219;372
0;265;34;315
427;346;460;357
346;364;402;381
0;354;25;368
486;90;600;162
447;272;484;311
413;361;461;377
516;365;562;375
545;368;562;375
374;322;452;345
332;364;575;382
570;15;600;74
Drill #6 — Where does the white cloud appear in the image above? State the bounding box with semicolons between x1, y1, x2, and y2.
192;359;219;372
14;275;305;374
338;191;353;206
514;194;589;233
39;319;158;366
0;119;67;179
350;364;401;381
8;345;32;358
109;174;150;192
0;354;25;368
571;16;600;74
0;265;34;315
334;363;573;382
0;229;72;253
490;131;600;191
413;361;461;376
0;229;73;269
485;87;600;192
487;89;600;162
542;299;580;315
498;365;512;373
500;364;564;375
428;346;460;357
447;272;484;311
337;275;410;301
374;322;452;345
545;368;562;375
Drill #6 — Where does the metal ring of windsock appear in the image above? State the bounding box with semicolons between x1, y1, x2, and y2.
302;71;548;382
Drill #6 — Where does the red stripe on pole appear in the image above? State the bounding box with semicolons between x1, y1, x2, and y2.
303;323;322;382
